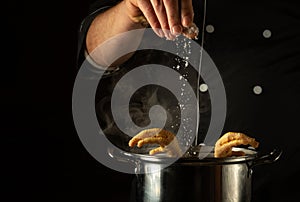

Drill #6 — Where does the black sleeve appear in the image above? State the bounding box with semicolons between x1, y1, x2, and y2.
76;0;122;71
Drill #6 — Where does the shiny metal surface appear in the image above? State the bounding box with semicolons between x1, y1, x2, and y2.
134;161;252;202
109;146;282;202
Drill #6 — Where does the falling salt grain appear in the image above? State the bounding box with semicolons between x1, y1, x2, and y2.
184;60;189;68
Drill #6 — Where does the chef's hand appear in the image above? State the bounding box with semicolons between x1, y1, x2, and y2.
125;0;194;39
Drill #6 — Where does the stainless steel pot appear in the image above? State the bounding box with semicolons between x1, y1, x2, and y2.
109;146;282;202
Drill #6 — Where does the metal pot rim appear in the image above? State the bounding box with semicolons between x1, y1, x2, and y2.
123;146;258;165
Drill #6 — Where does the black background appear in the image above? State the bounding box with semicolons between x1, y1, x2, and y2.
3;1;300;202
3;1;133;201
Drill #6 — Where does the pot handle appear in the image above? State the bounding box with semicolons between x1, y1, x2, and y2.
250;148;282;169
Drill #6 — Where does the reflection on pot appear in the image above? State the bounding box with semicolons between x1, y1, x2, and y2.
109;146;282;202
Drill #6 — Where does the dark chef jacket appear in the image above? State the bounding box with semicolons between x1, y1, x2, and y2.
76;0;300;201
